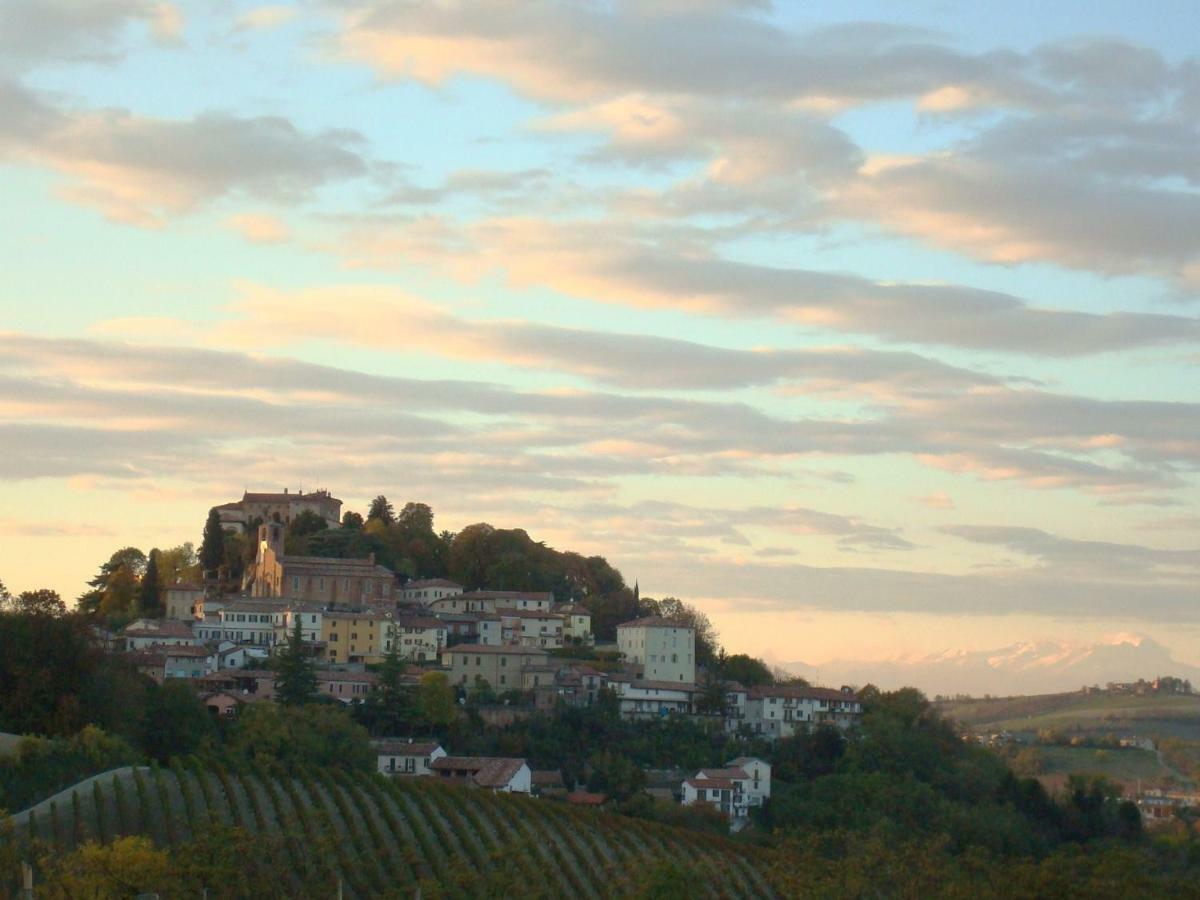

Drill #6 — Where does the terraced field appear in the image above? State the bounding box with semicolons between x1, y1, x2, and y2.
5;761;775;898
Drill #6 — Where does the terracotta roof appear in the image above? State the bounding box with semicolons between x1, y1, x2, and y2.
685;778;736;791
373;740;442;756
750;685;858;703
317;670;378;683
726;757;766;768
123;620;194;638
404;579;463;590
617;616;692;630
432;756;526;788
624;680;698;693
498;609;566;621
567;791;607;805
393;616;446;630
697;768;751;780
166;582;205;592
154;644;213;658
444;644;549;655
242;490;339;504
464;591;553;601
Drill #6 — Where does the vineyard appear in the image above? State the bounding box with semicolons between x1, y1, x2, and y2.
5;761;776;898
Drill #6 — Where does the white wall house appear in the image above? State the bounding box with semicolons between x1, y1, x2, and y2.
555;604;593;645
373;740;447;776
741;686;862;738
400;579;463;605
616;617;695;684
681;757;771;824
431;756;532;794
386;616;447;662
122;619;197;650
611;679;696;719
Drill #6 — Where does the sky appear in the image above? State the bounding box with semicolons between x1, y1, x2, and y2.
1;1;1198;686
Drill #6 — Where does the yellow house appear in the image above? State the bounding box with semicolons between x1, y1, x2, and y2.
323;609;391;664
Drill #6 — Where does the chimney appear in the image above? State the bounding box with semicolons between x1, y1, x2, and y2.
284;487;288;494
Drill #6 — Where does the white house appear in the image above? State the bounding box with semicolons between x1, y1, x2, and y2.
555;604;593;646
122;619;197;650
681;757;771;824
499;610;566;649
616;617;695;684
158;644;217;679
611;678;696;720
401;578;463;605
215;599;291;647
430;591;554;615
386;616;447;662
431;756;532;794
741;686;862;738
373;740;447;776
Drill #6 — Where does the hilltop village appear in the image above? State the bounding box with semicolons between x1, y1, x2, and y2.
92;488;861;826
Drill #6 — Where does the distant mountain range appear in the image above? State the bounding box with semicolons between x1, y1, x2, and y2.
781;635;1200;697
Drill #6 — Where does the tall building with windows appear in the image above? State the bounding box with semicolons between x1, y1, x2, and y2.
616;617;696;684
246;522;396;607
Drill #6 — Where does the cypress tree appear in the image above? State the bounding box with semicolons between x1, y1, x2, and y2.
139;548;162;617
275;620;317;706
199;507;225;581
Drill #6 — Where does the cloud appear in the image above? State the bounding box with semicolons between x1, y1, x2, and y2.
225;213;292;244
942;524;1200;580
0;80;371;225
915;491;954;510
0;0;155;70
234;5;298;32
330;217;1200;356
210;282;1014;394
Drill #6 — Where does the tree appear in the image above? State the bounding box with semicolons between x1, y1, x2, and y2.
10;589;67;617
156;543;200;587
199;507;225;579
139;680;215;762
139;548;162;617
274;621;316;706
284;509;329;554
417;671;457;729
718;653;774;687
228;703;374;772
368;495;395;525
78;547;146;621
342;511;364;530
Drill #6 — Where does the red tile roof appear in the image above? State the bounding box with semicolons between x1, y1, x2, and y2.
567;791;607;805
617;616;691;630
432;756;527;788
685;778;736;791
750;685;859;702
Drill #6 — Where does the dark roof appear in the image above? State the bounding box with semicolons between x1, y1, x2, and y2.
750;685;859;703
567;791;607;805
404;579;463;590
444;644;549;655
432;756;527;787
394;616;446;630
123;620;195;638
530;770;564;787
697;767;751;780
684;778;736;791
242;490;339;504
373;740;442;756
617;616;691;630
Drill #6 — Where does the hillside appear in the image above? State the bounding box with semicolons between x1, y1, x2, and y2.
5;762;774;899
939;690;1200;740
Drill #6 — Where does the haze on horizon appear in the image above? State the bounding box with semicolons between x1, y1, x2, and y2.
1;0;1198;696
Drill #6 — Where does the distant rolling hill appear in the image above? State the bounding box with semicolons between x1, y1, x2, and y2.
5;763;775;899
783;634;1200;697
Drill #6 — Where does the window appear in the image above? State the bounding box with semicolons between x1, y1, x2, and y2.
476;656;482;665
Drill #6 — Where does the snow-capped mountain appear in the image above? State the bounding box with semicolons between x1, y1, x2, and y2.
781;635;1200;697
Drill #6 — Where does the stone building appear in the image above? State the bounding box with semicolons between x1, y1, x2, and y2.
216;488;342;533
246;522;396;607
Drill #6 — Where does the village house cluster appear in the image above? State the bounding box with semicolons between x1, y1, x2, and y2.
107;488;865;825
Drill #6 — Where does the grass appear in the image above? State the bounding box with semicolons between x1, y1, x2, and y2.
940;692;1200;739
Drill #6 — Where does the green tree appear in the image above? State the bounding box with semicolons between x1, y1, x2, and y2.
2;588;66;616
284;509;329;554
417;671;457;728
199;508;225;579
139;548;162;617
342;511;364;530
77;547;146;620
228;703;374;772
274;621;317;706
368;495;395;525
639;596;720;665
718;652;774;687
139;680;215;762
